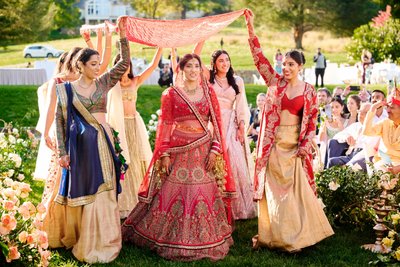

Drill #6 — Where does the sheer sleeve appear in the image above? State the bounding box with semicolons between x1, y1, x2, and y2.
97;37;130;93
156;88;175;156
234;76;250;127
248;35;280;87
298;90;318;155
55;100;66;157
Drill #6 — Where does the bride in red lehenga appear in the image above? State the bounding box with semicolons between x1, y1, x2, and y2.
121;53;236;261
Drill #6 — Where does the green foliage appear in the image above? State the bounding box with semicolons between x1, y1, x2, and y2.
52;0;81;30
315;166;380;230
346;18;400;63
0;0;54;48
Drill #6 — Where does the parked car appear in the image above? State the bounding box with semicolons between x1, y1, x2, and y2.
23;45;64;58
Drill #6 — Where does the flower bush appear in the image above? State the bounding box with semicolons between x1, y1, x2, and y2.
315;165;381;230
0;121;38;183
0;121;50;266
146;110;160;151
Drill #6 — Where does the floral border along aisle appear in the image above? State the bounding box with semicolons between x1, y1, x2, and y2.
0;121;51;266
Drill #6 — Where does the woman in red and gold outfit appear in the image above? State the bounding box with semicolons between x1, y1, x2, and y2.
245;10;333;252
121;53;236;261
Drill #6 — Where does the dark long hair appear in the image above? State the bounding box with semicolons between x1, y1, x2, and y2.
63;47;82;74
73;48;99;73
209;50;239;95
114;54;134;79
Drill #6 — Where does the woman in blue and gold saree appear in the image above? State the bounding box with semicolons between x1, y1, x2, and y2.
45;17;130;263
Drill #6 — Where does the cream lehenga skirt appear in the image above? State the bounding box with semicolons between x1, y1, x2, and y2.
253;125;334;252
119;113;152;218
42;124;121;263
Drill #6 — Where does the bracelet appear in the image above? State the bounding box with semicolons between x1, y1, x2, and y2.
85;39;90;42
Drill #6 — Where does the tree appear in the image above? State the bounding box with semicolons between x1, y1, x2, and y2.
0;0;54;48
236;0;379;49
52;0;81;30
346;18;400;64
126;0;168;18
372;0;400;18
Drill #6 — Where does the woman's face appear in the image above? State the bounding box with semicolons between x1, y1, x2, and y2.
81;54;100;79
183;58;201;82
214;53;231;75
282;56;301;81
330;101;344;117
120;65;131;84
256;95;266;109
347;98;359;113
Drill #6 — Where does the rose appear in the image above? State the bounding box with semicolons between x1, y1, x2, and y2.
19;183;32;198
395;249;400;261
0;214;17;235
12;128;19;135
8;135;16;144
18;231;28;243
39;248;51;267
3;200;15;211
17;174;25;181
36;203;46;214
3;177;14;187
8;153;22;168
37;231;49;249
3;188;16;199
151;114;157;120
328;181;340;191
156;109;161;115
18;201;36;220
6;246;21;262
388;230;397;238
8;169;15;178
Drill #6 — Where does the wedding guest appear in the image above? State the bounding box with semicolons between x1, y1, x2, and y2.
245;9;333;252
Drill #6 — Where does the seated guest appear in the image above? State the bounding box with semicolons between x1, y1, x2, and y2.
158;63;173;87
248;93;266;142
344;95;361;126
363;90;400;173
327;103;371;170
316;88;331;134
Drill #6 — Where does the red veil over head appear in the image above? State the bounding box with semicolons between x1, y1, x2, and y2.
137;67;236;224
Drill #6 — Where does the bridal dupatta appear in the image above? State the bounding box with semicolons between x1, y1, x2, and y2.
137;80;236;223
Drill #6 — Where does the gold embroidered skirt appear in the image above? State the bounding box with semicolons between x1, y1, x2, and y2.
253;125;334;252
119;115;152;218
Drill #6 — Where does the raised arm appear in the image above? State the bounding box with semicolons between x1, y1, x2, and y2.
99;21;113;75
136;47;163;87
363;101;384;137
244;9;280;87
193;40;210;81
81;30;94;49
98;17;130;91
96;28;103;62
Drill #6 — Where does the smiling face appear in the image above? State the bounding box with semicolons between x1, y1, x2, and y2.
347;97;359;113
330;100;344;117
80;54;100;79
256;95;266;109
214;53;231;75
282;56;301;81
183;58;201;82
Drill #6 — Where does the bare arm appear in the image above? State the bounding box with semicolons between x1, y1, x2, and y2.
96;28;103;62
136;47;163;87
44;79;57;150
99;22;112;75
193;40;210;81
81;30;94;49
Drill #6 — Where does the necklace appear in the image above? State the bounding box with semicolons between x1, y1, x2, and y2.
184;87;197;95
215;75;227;81
79;79;93;89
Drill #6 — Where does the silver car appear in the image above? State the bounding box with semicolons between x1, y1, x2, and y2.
23;45;64;58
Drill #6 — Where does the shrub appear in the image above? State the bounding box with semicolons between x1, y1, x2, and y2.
315;165;381;230
346;18;400;63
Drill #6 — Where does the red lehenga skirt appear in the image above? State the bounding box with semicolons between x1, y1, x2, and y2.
121;130;234;261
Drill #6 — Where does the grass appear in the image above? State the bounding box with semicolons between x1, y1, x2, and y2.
1;83;385;266
0;26;353;70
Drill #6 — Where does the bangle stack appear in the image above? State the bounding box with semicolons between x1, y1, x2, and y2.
210;140;222;155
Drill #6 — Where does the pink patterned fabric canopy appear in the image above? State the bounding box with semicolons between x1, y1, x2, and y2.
125;9;245;47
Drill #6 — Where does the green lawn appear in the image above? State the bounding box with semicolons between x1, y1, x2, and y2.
0;84;384;266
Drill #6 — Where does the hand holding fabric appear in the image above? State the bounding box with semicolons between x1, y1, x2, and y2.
59;155;70;169
117;16;127;39
161;156;171;175
244;9;255;38
205;152;217;171
236;123;245;144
